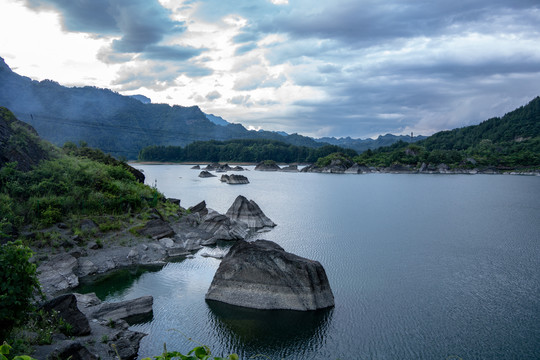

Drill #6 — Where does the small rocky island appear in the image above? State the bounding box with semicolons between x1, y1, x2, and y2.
220;174;249;184
206;240;335;311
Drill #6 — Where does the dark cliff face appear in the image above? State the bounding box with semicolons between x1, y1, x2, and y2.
0;107;51;171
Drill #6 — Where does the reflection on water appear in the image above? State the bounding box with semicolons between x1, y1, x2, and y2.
207;300;334;358
74;265;163;300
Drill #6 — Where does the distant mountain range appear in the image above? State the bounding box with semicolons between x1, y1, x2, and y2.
0;57;422;158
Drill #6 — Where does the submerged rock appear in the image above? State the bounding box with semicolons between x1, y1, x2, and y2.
220;174;249;184
226;195;276;229
205;240;334;311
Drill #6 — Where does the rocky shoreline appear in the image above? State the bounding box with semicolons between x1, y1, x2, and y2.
31;195;277;360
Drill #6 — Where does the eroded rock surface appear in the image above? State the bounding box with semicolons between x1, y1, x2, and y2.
226;195;276;230
220;174;249;184
205;240;334;311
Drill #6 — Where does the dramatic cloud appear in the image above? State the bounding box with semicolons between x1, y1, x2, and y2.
2;0;540;138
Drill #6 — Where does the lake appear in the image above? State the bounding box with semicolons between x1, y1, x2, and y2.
83;165;540;359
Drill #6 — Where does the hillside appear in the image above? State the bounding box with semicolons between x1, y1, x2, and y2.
0;57;325;159
316;133;426;153
353;97;540;169
138;139;357;163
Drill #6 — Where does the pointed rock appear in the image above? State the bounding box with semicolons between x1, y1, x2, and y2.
226;195;276;229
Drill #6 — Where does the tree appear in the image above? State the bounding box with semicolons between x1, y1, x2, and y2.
0;241;42;339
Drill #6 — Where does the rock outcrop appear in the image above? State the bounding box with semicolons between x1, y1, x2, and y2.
205;240;334;311
41;293;91;336
137;219;175;239
91;296;153;324
254;161;281;171
301;158;352;173
225;195;276;230
198;170;216;178
280;164;298;172
191;165;200;169
38;253;79;294
198;210;249;245
344;163;371;174
220;174;249;184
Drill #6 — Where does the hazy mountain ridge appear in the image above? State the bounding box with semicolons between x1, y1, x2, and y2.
316;134;427;153
0;57;416;158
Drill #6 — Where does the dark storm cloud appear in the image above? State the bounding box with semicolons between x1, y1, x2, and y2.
23;0;195;61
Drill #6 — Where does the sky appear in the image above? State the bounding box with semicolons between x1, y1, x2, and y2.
1;0;539;139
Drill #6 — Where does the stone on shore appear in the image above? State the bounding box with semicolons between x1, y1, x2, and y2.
226;195;276;229
38;253;79;295
91;296;154;324
137;219;174;240
205;240;334;311
41;294;91;336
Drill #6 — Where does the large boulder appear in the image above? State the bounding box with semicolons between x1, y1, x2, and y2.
220;174;249;184
205;240;334;311
226;195;276;229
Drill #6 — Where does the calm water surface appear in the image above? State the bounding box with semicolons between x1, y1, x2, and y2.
86;165;540;359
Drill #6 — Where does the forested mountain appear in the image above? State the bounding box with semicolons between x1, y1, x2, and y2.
353;96;540;168
138;139;357;163
316;133;426;153
0;57;326;159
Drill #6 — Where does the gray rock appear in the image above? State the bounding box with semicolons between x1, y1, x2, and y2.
199;210;249;244
87;241;100;250
78;259;98;277
344;163;371;174
188;201;208;217
280;164;298;172
35;340;98;360
80;219;98;232
109;329;146;360
127;249;139;260
226;195;276;230
220;174;249;184
38;253;79;295
159;237;175;248
91;296;153;324
199;170;216;178
167;198;181;206
205;240;334;311
231;166;245;171
137;219;174;240
254;161;281;171
41;294;91;336
191;165;200;169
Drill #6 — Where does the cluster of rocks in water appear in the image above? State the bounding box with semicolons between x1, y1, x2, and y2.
32;194;336;359
195;163;251;184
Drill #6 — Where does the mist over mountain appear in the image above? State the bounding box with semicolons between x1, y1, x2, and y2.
0;57;420;158
316;134;427;153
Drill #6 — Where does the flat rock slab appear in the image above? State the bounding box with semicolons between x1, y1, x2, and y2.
137;219;174;239
91;296;154;324
205;240;334;311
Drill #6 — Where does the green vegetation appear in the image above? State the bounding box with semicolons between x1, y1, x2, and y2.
315;152;354;168
138;139;357;163
350;97;540;169
0;241;42;340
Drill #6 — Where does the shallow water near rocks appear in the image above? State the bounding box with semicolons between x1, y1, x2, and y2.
82;165;540;359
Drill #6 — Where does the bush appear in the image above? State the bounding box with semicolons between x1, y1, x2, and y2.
0;241;42;340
